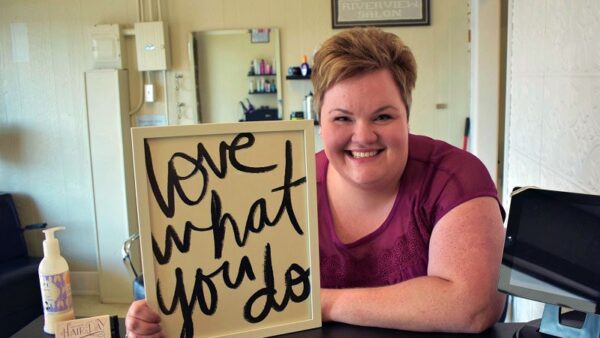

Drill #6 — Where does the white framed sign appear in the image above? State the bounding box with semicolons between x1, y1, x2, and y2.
131;121;321;337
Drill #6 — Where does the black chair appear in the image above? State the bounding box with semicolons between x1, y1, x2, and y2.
0;193;46;337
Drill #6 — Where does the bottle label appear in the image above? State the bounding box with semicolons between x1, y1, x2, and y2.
40;271;73;314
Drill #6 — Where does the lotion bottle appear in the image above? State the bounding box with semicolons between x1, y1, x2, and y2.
39;226;75;334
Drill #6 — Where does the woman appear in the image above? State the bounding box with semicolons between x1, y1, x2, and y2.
125;27;505;336
313;27;505;333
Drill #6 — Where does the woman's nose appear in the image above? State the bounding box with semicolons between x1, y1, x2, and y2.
352;121;378;144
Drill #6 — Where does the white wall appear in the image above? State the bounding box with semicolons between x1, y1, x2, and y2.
504;0;600;321
470;0;501;183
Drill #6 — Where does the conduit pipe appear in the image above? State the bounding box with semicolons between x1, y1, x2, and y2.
129;71;145;116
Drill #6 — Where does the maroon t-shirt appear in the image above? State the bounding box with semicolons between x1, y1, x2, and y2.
317;133;504;288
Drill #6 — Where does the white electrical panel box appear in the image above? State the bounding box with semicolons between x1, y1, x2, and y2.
89;24;126;69
134;21;171;71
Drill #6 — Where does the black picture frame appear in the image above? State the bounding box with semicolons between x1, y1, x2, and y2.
332;0;430;28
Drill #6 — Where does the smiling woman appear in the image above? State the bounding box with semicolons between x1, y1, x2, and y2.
312;27;506;333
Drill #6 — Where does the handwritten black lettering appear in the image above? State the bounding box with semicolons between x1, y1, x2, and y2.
151;140;306;262
156;256;256;337
151;221;212;265
243;243;311;323
145;133;278;218
210;140;306;258
146;132;313;334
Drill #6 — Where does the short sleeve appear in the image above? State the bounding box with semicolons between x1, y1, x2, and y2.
430;150;501;224
406;134;504;227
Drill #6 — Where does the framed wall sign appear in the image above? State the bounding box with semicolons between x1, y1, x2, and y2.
332;0;430;28
131;121;321;337
250;28;270;43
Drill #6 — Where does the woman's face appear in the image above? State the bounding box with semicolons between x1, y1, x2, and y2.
319;69;409;191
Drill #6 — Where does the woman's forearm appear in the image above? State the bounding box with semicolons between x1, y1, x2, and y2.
321;275;505;333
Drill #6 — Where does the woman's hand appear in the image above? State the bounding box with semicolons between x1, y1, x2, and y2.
125;299;164;338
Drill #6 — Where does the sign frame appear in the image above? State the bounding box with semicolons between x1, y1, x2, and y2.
131;121;321;337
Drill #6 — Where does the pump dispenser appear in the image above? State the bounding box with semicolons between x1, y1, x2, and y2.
39;227;75;334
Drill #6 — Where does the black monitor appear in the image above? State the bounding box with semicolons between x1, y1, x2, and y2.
498;187;600;337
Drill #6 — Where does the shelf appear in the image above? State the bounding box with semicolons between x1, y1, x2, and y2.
248;73;276;77
243;109;279;122
248;91;277;95
286;75;311;80
290;119;319;125
239;118;282;122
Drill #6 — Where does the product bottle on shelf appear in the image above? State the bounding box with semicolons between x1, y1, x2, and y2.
304;92;314;120
249;60;255;75
265;60;272;75
253;59;260;75
300;55;310;77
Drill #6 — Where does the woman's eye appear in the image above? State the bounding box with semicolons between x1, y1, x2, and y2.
333;116;350;122
375;114;392;121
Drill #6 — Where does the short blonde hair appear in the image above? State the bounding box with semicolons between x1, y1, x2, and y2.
312;27;417;119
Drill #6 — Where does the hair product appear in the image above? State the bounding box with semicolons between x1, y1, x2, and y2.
304;92;314;120
300;55;310;77
39;227;75;334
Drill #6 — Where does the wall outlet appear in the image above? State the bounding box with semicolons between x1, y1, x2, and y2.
144;84;154;102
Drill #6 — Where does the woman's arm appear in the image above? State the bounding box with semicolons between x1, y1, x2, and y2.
320;196;506;333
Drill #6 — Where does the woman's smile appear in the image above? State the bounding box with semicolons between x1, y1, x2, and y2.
348;149;382;159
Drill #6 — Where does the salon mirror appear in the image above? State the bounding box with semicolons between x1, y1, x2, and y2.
189;28;282;123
